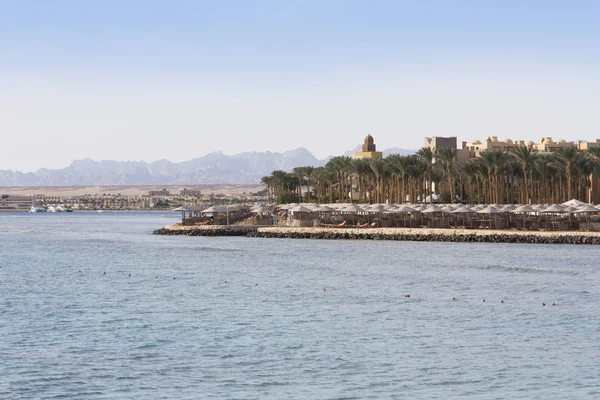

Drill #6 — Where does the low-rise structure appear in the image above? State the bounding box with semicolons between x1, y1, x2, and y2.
180;188;202;196
148;189;170;196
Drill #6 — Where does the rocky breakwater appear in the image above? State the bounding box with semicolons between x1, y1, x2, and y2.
153;224;259;237
248;227;600;245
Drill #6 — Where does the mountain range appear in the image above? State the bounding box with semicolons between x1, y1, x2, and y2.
0;147;415;186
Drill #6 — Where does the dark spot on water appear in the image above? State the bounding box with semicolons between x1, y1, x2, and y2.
129;274;131;277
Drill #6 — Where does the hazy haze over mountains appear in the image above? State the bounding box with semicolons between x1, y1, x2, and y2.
0;147;415;186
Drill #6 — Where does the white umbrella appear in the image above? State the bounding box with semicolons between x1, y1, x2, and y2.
540;204;566;213
202;205;228;213
576;204;600;213
421;205;443;213
290;205;313;213
251;205;273;214
476;205;501;214
562;199;587;208
343;204;364;212
512;205;536;213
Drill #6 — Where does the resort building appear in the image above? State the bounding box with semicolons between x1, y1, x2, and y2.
353;134;383;160
180;188;202;197
460;137;600;159
423;136;470;161
0;195;36;211
148;189;171;196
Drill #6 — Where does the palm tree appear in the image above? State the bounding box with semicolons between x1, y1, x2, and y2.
436;147;457;202
510;145;537;204
553;146;580;201
369;158;386;203
260;175;275;202
327;156;352;203
417;147;435;203
349;159;371;203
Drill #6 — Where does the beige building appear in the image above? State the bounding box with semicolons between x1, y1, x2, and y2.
460;137;600;158
353;134;383;160
423;136;470;161
148;189;171;196
180;188;202;196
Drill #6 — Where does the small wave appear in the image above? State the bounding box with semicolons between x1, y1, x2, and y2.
192;246;241;253
0;227;35;234
477;264;577;275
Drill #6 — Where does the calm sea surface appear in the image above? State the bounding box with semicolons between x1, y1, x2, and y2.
1;212;599;399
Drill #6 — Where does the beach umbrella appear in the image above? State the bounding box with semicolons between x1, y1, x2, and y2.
420;205;442;213
452;206;474;213
562;199;587;208
576;204;599;230
476;205;501;214
440;205;455;213
202;205;228;213
577;204;600;213
343;204;364;212
251;205;273;214
290;205;312;213
316;205;334;212
541;204;566;213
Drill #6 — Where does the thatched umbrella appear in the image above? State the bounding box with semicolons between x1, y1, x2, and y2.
540;204;567;230
576;204;599;230
476;205;501;228
251;205;273;214
451;206;475;227
511;204;536;229
342;203;363;225
421;205;443;227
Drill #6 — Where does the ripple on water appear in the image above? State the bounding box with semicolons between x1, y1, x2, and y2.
0;213;599;399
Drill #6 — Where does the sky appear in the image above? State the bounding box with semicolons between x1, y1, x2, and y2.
1;0;599;172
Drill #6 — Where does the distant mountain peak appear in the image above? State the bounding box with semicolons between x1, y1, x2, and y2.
0;146;416;186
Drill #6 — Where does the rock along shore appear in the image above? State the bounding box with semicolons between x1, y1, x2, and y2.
153;225;600;245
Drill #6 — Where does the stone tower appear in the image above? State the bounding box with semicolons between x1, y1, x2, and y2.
362;134;376;152
354;134;383;160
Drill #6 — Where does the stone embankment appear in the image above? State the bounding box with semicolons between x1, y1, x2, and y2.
153;225;259;237
154;225;600;244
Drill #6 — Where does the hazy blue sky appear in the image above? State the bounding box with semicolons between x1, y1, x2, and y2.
1;1;599;171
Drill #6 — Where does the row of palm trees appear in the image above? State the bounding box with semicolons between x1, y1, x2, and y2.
261;146;600;204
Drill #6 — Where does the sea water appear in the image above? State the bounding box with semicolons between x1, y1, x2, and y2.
1;212;599;399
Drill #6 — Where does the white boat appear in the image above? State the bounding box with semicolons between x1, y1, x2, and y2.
56;205;73;212
29;199;46;212
48;206;59;212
